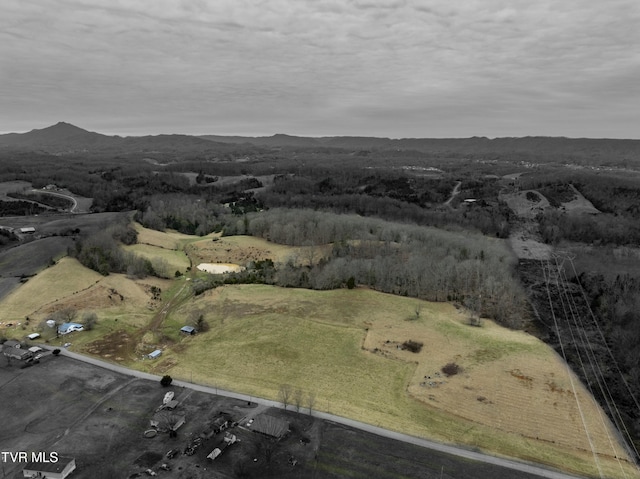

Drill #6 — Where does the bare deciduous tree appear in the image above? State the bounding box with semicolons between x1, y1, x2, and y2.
279;384;292;410
307;390;316;416
82;311;98;331
293;388;303;413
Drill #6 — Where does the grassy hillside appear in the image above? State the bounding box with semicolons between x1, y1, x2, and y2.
1;226;637;478
150;285;634;478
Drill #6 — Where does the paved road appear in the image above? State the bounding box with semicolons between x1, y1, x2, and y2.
31;189;78;212
48;347;591;479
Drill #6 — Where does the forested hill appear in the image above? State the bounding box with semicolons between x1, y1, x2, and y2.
2;123;639;166
0;122;234;155
201;134;640;164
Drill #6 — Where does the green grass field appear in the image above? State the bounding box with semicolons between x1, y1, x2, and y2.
123;243;191;275
148;284;637;479
1;226;637;478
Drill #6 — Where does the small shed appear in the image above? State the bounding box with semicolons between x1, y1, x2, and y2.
23;456;76;479
148;349;162;359
19;227;36;234
180;326;196;335
27;333;41;340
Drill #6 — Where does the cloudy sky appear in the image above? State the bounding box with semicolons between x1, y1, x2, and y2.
1;0;639;138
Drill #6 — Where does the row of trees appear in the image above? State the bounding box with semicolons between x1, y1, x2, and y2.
215;209;527;328
68;218;172;278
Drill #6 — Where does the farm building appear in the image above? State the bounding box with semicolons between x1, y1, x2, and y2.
148;349;162;359
211;415;230;434
19;227;36;234
180;325;196;335
23;456;76;478
58;323;83;335
150;412;186;432
250;414;289;439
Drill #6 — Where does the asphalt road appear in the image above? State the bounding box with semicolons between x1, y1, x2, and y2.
33;189;78;212
49;347;590;479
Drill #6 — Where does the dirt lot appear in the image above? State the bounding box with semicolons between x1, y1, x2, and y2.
0;355;551;479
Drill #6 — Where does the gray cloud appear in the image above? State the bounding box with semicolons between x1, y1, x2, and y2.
1;0;638;137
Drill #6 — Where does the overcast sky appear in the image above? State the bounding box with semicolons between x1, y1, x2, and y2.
1;0;639;138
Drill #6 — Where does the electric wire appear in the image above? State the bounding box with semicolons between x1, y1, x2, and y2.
552;255;632;477
541;258;604;478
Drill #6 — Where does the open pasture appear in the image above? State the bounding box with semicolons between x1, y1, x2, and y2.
133;222;210;250
1;226;637;477
0;257;167;343
155;284;635;478
186;234;332;267
123;242;191;275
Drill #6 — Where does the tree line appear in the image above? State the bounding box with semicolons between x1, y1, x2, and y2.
218;209;528;328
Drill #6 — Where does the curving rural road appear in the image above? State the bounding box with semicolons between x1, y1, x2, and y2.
33;189;78;212
51;347;588;479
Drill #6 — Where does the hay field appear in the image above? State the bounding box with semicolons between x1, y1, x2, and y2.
186;234;332;267
133;222;214;250
123;243;191;274
0;257;102;322
157;284;636;478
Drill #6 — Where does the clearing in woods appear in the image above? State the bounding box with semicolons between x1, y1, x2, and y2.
1;225;637;478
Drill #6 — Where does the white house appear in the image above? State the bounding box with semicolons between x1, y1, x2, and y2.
58;323;84;335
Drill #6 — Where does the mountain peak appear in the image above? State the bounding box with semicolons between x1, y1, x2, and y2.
43;121;88;132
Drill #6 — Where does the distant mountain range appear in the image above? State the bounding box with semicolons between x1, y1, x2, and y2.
201;133;640;158
2;122;640;161
0;122;226;154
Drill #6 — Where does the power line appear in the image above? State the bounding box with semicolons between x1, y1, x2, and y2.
541;258;604;478
552;254;633;477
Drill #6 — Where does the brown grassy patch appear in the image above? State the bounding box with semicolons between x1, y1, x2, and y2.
186;235;332;267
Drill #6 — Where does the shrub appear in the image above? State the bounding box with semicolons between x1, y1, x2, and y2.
346;276;356;289
160;375;173;387
441;362;462;377
52;348;61;356
401;340;423;353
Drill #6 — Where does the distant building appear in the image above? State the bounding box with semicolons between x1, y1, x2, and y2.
19;227;36;234
180;326;196;335
58;323;84;335
23;456;76;478
148;349;162;359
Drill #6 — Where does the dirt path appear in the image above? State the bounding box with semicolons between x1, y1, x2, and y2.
444;180;462;207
